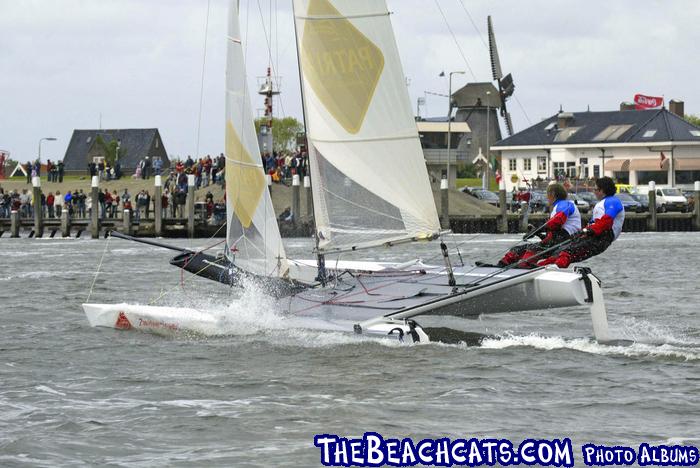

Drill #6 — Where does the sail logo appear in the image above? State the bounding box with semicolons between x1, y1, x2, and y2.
301;0;384;134
225;120;265;228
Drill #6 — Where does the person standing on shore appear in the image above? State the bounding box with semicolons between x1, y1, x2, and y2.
46;191;55;218
57;160;64;183
54;191;63;217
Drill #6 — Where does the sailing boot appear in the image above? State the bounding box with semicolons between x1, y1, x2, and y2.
498;250;520;267
554;251;573;269
516;250;538;269
536;256;558;267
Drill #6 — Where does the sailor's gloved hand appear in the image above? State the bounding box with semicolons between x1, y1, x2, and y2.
578;228;592;238
527;223;535;232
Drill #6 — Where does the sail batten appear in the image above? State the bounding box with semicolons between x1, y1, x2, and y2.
225;0;289;278
294;0;441;254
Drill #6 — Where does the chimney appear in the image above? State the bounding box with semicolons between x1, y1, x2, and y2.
620;102;636;111
669;99;685;117
557;112;574;129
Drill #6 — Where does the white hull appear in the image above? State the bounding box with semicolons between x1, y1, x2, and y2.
81;303;427;343
83;265;610;344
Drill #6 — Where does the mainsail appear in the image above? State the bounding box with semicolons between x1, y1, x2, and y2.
225;0;289;277
293;0;441;253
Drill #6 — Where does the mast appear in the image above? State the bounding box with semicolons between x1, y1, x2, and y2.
291;0;326;284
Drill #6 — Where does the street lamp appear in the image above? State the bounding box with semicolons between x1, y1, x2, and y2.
440;70;465;188
38;137;57;162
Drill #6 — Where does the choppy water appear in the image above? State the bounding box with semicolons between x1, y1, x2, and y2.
1;233;698;467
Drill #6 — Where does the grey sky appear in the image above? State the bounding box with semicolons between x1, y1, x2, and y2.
2;0;698;163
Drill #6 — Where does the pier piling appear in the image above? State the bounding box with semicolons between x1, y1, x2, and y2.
498;179;507;233
648;181;657;231
187;174;195;239
292;174;300;226
154;175;163;237
123;209;132;236
304;175;313;220
10;210;19;238
694;181;700;231
440;178;449;229
32;177;43;238
60;208;71;237
90;176;99;239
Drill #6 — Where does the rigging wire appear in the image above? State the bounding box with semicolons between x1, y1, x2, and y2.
195;0;212;158
85;233;112;303
455;0;532;126
255;0;287;117
433;0;478;81
456;0;487;50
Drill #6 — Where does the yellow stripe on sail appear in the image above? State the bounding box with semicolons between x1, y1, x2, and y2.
301;0;384;134
225;120;265;228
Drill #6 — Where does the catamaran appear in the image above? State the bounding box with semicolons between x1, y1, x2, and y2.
83;0;612;344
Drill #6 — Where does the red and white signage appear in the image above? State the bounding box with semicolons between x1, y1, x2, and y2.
634;94;663;110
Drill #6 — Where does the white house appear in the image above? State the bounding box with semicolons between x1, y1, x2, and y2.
491;101;700;192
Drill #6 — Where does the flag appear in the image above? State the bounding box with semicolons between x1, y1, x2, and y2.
634;94;663;110
660;152;666;169
495;169;502;184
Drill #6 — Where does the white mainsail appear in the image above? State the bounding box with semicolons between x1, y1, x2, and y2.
293;0;441;254
225;0;288;277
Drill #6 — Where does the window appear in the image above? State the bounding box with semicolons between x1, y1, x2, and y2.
509;159;517;171
566;162;576;177
553;162;565;179
637;170;668;185
537;156;547;172
690;130;700;137
593;124;633;141
613;171;629;184
155;138;159;148
553;127;581;142
643;129;657;138
676;170;700;184
524;158;532;171
544;122;557;131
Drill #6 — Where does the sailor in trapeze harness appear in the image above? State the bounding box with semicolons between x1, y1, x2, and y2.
495;183;581;269
537;176;624;268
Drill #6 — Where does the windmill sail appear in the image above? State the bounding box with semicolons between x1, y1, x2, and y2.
293;0;441;254
225;0;288;277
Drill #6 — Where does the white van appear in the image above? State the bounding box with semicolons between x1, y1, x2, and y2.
654;187;689;212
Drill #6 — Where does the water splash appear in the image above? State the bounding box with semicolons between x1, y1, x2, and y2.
480;333;699;361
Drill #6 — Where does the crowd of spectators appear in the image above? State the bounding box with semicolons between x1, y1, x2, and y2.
263;150;309;184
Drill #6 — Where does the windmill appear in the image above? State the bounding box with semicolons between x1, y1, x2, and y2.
488;16;515;136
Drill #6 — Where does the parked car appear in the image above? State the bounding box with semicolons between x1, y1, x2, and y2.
528;190;548;213
567;193;590;214
617;192;644;213
504;189;548;212
630;193;649;212
576;191;598;209
461;187;500;207
655;187;689;212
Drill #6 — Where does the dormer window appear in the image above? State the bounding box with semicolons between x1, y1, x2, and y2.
643;130;657;138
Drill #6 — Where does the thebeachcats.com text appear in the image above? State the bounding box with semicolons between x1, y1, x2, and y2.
313;433;699;467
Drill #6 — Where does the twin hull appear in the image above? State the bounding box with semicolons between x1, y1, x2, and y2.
83;265;609;343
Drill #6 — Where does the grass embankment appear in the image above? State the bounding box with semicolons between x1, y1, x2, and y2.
456;177;498;191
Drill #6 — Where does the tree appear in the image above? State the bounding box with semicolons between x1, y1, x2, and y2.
684;114;700;128
94;135;125;165
254;117;304;152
